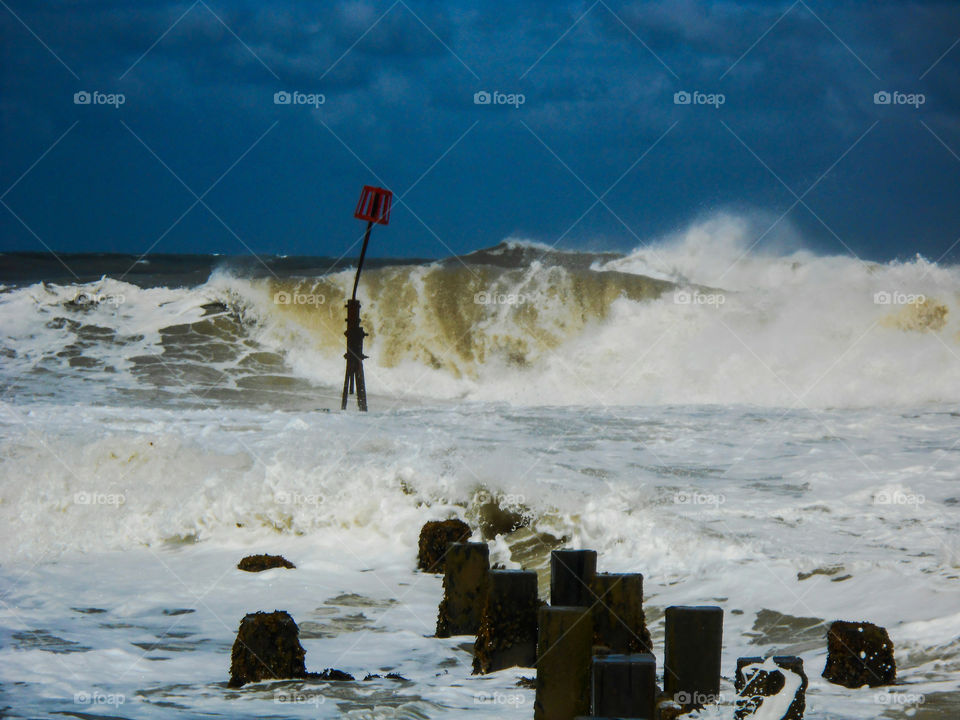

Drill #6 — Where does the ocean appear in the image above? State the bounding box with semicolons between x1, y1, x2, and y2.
1;217;959;718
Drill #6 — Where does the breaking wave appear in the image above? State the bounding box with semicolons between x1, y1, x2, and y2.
3;213;960;408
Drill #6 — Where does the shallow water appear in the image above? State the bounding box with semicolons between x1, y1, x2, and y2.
2;232;960;717
1;401;958;718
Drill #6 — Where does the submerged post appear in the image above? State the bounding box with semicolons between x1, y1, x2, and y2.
664;605;724;709
472;569;539;674
591;572;653;655
436;542;489;637
535;606;593;720
550;549;597;607
341;185;393;412
591;653;657;719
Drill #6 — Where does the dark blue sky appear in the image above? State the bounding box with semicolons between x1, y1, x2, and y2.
2;0;959;262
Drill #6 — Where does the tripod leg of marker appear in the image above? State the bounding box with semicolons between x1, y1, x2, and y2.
356;361;367;411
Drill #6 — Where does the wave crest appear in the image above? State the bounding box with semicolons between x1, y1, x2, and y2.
3;216;960;407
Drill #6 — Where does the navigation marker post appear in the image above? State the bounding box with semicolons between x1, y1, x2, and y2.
341;185;392;411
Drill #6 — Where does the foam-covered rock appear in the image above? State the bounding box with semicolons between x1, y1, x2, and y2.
822;620;895;688
736;656;807;719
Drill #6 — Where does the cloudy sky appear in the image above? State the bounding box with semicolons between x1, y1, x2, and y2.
1;0;959;261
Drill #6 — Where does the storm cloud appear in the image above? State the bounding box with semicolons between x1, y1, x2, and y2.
2;0;959;261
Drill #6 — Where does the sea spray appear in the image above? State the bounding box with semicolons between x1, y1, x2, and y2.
2;218;960;407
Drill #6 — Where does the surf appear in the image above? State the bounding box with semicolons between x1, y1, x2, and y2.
2;213;959;408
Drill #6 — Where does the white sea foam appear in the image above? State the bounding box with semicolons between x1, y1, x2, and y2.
2;214;959;408
1;400;958;717
2;216;960;717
